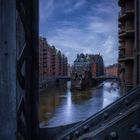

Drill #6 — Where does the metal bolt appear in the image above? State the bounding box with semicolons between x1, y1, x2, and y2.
110;131;118;139
66;136;71;140
4;41;8;44
4;53;8;56
74;131;80;137
104;113;109;119
124;99;130;106
119;112;122;115
83;125;89;132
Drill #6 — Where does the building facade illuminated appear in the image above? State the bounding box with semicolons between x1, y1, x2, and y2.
118;0;140;91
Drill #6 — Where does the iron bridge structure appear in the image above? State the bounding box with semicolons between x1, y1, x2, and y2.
0;0;140;140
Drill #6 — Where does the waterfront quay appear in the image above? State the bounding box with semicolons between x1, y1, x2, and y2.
39;80;121;127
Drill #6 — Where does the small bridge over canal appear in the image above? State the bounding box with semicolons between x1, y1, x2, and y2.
95;75;120;83
56;76;71;81
96;75;119;80
56;75;120;82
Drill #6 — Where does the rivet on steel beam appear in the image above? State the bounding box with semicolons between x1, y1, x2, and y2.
124;99;130;106
4;41;8;44
110;131;118;139
74;131;80;137
103;113;109;119
66;136;71;140
4;53;8;56
83;125;89;132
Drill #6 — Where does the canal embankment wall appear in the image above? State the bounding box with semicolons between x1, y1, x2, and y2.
40;79;68;92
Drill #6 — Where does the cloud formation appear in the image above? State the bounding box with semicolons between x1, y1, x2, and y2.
40;0;119;66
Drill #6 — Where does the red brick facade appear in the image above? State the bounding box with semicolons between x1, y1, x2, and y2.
118;0;140;92
90;63;97;77
39;37;68;82
105;64;118;77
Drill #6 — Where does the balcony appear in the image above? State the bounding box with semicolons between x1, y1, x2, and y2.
119;39;125;43
120;62;125;70
118;0;126;6
118;22;121;27
125;81;133;88
119;54;134;62
119;29;134;39
119;57;125;62
119;53;125;59
43;55;47;58
119;28;125;34
43;64;47;68
126;9;135;16
119;12;126;22
119;62;125;72
119;45;125;50
118;22;125;28
43;49;47;52
119;49;134;61
119;9;134;22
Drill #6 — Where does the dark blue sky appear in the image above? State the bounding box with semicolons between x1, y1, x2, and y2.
39;0;119;66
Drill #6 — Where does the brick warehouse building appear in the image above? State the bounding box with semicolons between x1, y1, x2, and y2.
73;53;104;77
118;0;140;92
39;37;68;83
105;63;118;77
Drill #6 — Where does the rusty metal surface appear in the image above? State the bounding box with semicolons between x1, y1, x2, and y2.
16;0;39;139
0;0;39;140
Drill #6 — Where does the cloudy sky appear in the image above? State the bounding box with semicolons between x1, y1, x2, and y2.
39;0;119;66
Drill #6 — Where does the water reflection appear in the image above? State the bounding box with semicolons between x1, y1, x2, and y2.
102;82;120;108
66;81;72;119
66;91;72;120
39;81;121;127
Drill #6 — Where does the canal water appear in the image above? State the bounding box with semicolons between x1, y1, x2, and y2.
39;80;121;127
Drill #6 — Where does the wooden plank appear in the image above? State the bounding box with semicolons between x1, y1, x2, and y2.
0;1;17;140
